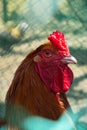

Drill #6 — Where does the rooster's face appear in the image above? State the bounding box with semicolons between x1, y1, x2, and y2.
33;31;77;94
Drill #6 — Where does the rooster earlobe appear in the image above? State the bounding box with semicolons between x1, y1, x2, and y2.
33;55;42;62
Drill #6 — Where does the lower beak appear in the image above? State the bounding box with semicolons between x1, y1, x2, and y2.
61;55;77;64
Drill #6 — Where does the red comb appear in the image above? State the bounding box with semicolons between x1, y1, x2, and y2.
48;30;70;55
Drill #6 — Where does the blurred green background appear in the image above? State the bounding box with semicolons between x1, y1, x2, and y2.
0;0;87;122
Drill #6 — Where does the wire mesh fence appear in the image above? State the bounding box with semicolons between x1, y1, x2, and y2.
0;0;87;122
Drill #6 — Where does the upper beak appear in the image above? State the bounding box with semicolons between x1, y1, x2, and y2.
61;55;77;64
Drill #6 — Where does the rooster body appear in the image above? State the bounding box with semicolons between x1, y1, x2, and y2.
0;31;77;129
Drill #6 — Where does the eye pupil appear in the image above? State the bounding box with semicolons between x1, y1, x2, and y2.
45;52;50;55
45;51;52;57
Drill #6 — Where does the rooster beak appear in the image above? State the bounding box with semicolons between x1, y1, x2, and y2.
61;55;77;64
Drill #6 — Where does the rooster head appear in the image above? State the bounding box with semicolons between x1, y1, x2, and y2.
34;30;77;94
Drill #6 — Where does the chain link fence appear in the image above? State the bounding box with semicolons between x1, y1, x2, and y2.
0;0;87;122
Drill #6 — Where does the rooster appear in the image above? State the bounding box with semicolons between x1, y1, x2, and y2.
0;30;77;129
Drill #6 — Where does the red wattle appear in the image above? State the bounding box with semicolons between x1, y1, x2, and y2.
63;66;74;92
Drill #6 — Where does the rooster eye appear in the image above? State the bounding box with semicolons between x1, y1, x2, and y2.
45;51;52;57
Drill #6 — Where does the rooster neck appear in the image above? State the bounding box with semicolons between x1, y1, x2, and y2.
56;93;71;109
6;61;66;120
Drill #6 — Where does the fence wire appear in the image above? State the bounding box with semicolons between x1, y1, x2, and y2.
0;0;87;121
